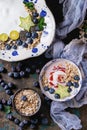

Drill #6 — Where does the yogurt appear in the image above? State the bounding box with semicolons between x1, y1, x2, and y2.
0;0;28;34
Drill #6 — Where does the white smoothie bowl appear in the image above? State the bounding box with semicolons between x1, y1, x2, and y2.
0;0;55;62
39;59;82;102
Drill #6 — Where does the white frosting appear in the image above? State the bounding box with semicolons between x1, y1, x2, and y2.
0;0;28;34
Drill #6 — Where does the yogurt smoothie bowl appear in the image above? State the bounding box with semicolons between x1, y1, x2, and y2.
39;59;82;101
0;0;55;61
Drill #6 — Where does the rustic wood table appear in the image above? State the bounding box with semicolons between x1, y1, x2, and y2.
0;53;87;130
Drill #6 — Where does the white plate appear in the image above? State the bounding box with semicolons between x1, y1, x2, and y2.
39;59;82;102
0;0;55;62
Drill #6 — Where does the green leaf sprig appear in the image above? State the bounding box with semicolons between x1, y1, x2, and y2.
23;2;34;10
38;17;47;31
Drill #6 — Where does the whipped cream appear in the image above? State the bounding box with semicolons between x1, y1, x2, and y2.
0;0;28;34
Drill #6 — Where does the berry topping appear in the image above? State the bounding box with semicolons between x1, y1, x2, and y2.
74;75;80;80
54;94;60;99
21;96;27;101
44;86;49;91
49;88;55;94
73;82;79;88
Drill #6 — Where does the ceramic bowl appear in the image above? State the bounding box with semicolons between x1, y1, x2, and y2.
39;59;82;102
0;0;55;62
13;88;41;117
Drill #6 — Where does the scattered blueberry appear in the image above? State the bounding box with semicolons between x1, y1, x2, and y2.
1;82;6;87
33;81;39;88
25;68;31;73
5;44;11;50
1;98;7;105
40;10;47;17
4;84;9;90
35;26;40;31
67;81;73;87
20;71;25;77
21;96;27;101
32;32;38;39
7;114;14;121
41;117;48;125
19;122;25;128
74;75;80;81
54;94;60;99
73;82;79;88
8;72;13;77
67;87;72;93
23;120;29;125
26;32;31;38
16;40;23;46
49;88;55;94
29;124;36;129
0;104;3;110
30;118;38;125
14;118;20;125
6;89;13;95
8;82;14;89
13;72;19;78
7;99;12;106
10;95;14;100
44;86;49;91
0;66;5;73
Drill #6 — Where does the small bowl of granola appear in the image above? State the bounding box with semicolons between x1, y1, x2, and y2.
13;88;41;117
39;59;82;102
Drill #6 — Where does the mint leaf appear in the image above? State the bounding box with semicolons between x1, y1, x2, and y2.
4;106;11;114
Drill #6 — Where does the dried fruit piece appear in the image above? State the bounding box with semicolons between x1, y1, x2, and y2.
0;33;8;42
10;30;19;40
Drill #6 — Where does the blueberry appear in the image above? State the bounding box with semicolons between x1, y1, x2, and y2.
12;45;17;50
26;32;31;38
66;81;73;87
32;32;38;39
8;82;14;89
41;117;48;125
49;88;55;94
5;44;11;50
8;72;13;77
29;124;36;129
1;98;7;105
30;118;38;125
14;119;20;125
0;79;3;83
13;72;19;78
32;12;39;17
27;38;33;44
35;26;40;31
0;66;5;73
17;127;23;130
1;82;6;87
16;40;23;46
10;95;14;100
23;120;29;125
6;89;13;95
33;18;38;24
7;114;14;121
67;87;72;93
22;42;28;48
0;104;3;110
74;75;80;81
20;71;25;77
7;99;12;106
4;84;9;90
54;94;60;99
25;68;31;73
33;81;39;88
19;122;25;128
73;82;79;88
44;96;50;101
21;96;27;101
44;86;49;91
17;62;23;68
